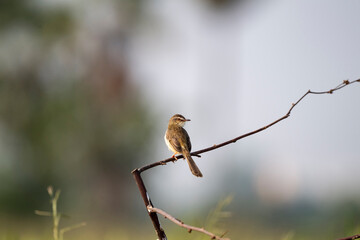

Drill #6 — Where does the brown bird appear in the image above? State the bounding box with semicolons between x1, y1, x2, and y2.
164;114;203;177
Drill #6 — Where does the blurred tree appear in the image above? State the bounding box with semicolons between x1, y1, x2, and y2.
0;0;153;219
0;0;73;38
0;0;42;28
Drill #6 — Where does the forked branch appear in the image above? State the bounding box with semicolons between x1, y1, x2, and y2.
132;78;360;240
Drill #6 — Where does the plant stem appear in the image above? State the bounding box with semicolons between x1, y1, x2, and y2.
51;190;61;240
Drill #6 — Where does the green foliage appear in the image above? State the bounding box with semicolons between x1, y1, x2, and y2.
0;71;154;213
0;0;154;216
0;0;73;36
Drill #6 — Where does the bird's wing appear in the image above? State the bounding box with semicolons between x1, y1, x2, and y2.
183;128;192;152
166;130;182;153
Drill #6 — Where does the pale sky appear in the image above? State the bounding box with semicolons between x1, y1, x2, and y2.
128;0;360;210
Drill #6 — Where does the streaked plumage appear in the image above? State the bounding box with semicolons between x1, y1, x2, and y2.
164;114;203;177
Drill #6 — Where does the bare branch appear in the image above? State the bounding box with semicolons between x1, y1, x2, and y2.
147;206;230;240
337;234;360;240
136;78;359;173
131;169;167;240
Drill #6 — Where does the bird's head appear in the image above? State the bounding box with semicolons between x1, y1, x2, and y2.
168;114;190;127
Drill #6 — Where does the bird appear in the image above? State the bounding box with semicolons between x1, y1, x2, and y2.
164;114;203;177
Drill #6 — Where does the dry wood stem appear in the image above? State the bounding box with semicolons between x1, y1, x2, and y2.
148;206;230;240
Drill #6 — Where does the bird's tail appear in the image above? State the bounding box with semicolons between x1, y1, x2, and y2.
184;151;203;177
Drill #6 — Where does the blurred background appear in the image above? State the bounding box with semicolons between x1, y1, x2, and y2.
0;0;360;239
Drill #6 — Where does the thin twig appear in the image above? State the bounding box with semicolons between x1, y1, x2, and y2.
34;210;53;217
147;206;230;240
59;222;87;240
136;78;359;173
337;234;360;240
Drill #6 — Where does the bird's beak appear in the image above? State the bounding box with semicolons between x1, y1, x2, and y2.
186;119;191;121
